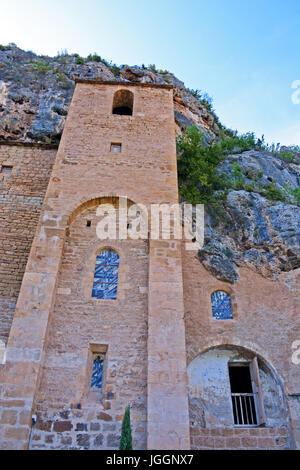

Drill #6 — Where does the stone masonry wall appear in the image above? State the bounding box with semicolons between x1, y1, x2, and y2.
0;144;56;345
30;203;149;449
0;82;190;450
190;427;289;450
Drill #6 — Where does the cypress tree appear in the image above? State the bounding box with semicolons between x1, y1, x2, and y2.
119;405;133;450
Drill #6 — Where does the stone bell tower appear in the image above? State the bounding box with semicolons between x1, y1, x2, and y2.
0;80;190;450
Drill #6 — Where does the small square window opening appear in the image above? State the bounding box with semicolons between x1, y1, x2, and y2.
1;165;13;175
110;143;122;153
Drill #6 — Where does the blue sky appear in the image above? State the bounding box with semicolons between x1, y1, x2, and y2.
1;0;300;145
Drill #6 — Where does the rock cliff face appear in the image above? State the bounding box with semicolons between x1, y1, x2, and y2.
199;150;300;283
0;45;220;143
0;45;299;283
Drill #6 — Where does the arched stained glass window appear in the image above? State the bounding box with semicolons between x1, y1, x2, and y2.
211;291;233;320
92;250;119;300
91;355;104;389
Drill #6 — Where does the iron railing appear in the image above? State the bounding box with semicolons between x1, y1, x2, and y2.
231;393;258;426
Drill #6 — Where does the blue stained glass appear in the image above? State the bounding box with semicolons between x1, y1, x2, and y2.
92;250;119;300
96;250;119;265
92;283;118;300
211;291;233;320
91;356;104;389
94;265;119;283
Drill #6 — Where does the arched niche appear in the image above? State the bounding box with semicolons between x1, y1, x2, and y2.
187;345;289;430
112;89;134;116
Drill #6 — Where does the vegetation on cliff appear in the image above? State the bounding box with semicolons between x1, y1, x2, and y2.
177;126;300;283
177;126;300;206
0;44;222;144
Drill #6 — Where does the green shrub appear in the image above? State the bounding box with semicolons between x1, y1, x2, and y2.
157;68;171;75
279;151;294;162
148;64;157;73
56;49;69;57
75;56;84;65
0;43;18;51
87;53;101;62
177;126;225;204
187;88;214;112
85;53;120;76
230;162;245;189
55;72;73;89
177;126;271;205
55;50;70;65
27;60;52;73
285;186;300;205
245;184;254;192
119;406;133;450
263;183;286;202
108;64;120;77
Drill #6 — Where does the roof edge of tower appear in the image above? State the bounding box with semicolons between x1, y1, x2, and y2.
0;140;59;149
75;79;174;90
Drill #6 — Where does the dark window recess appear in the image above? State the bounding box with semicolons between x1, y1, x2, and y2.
112;89;134;116
110;143;122;153
113;106;132;115
91;355;104;390
229;364;258;426
1;165;13;175
86;220;92;227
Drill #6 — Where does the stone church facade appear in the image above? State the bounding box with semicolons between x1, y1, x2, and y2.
0;81;299;450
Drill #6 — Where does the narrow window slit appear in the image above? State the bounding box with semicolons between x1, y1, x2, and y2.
91;355;104;390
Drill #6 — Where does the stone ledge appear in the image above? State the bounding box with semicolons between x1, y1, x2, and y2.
0;141;59;150
75;79;173;90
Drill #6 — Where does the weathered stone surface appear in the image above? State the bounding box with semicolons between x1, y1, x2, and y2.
0;46;220;144
76;434;90;449
53;421;73;432
190;427;289;450
93;433;104;447
107;433;121;448
198;149;300;283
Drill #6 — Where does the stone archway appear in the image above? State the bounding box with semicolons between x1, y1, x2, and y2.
187;345;292;450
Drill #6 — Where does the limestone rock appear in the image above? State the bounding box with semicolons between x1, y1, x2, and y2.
0;46;220;144
199;151;300;283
